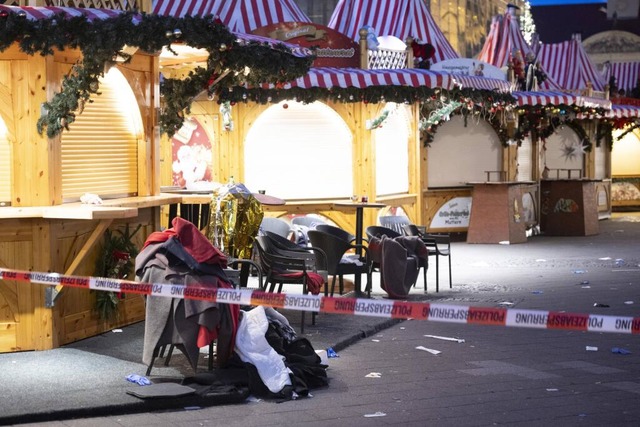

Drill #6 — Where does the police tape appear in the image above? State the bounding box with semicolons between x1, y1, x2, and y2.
1;268;639;335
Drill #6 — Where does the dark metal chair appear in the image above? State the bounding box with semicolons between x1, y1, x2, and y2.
366;225;427;291
315;223;358;244
403;224;451;292
379;215;411;235
254;235;327;333
307;229;372;297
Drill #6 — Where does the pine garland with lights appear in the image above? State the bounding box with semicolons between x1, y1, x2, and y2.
0;10;313;138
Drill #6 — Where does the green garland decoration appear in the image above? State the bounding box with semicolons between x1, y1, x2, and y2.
0;10;313;138
93;224;141;321
417;89;516;146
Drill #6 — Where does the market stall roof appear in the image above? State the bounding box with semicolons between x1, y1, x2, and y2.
327;0;459;64
607;104;640;118
477;7;562;91
512;91;611;110
152;0;312;33
0;4;130;21
260;67;454;90
0;4;312;59
254;67;512;93
536;35;606;92
604;61;640;94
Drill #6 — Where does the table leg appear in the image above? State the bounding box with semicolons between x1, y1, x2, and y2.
354;207;363;295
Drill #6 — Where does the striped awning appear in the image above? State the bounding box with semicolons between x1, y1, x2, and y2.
152;0;312;33
536;36;606;92
327;0;459;64
607;104;640;118
259;67;454;90
0;4;134;22
512;91;578;106
233;32;313;58
0;4;312;59
604;61;640;93
512;91;611;110
452;75;513;93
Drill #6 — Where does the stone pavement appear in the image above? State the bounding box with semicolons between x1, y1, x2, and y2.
3;214;640;426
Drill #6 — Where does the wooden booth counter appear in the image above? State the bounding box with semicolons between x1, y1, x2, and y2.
0;196;182;354
540;179;600;236
467;181;537;244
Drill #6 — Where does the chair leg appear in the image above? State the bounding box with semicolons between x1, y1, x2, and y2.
423;265;428;294
435;256;440;293
448;256;452;288
330;276;337;297
339;276;344;295
208;341;215;371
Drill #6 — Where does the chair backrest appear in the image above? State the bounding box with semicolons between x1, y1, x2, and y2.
264;231;299;251
259;233;322;273
291;216;328;229
379;215;411;235
402;224;422;237
315;224;355;242
259;217;291;238
307;230;353;275
366;225;401;240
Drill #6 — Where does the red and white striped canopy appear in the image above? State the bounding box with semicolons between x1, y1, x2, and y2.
477;8;562;91
152;0;312;33
512;91;611;110
536;36;606;92
607;104;640;118
0;4;312;58
604;61;640;94
477;9;533;69
327;0;459;64
258;67;454;91
0;4;133;21
512;91;577;107
452;75;513;93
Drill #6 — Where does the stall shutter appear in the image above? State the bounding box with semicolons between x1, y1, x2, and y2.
517;137;532;181
0;127;10;206
61;77;139;201
595;142;608;179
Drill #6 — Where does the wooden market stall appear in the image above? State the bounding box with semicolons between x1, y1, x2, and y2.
0;4;312;353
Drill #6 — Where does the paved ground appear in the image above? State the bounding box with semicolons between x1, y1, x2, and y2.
3;213;640;426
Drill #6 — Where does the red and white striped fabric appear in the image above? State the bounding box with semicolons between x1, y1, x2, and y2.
477;10;532;69
604;61;640;93
512;91;578;106
536;37;605;92
152;0;312;32
512;91;612;111
233;32;313;58
327;0;459;64
0;4;133;22
477;8;562;91
258;67;454;90
607;104;640;118
452;75;513;93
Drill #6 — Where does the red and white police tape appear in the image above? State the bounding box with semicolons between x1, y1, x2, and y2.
2;268;639;335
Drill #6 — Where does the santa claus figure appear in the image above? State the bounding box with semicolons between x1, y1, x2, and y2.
411;40;435;70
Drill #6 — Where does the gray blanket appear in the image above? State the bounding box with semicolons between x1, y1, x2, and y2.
136;238;235;371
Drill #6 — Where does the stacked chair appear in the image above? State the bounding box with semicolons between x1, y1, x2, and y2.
253;234;328;333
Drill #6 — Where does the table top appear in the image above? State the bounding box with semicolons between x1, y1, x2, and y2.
160;189;286;206
334;201;386;208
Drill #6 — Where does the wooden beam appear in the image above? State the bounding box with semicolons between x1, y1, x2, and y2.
53;219;113;300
